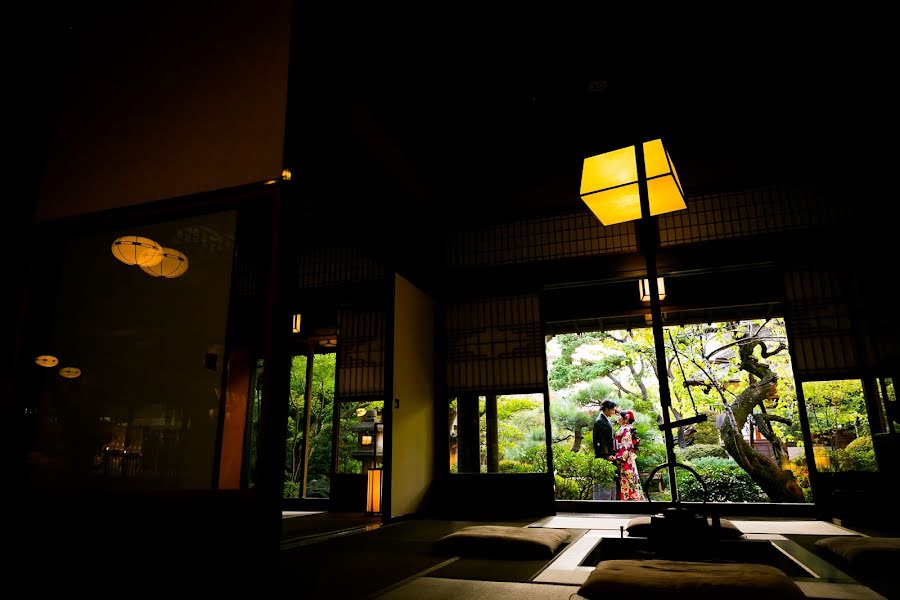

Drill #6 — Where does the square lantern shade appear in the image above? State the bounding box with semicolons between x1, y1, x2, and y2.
366;467;383;514
580;139;685;225
639;277;666;301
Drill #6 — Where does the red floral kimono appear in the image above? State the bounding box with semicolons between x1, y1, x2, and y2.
614;425;645;501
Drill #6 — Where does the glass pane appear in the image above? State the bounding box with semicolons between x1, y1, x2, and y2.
802;380;878;473
246;358;264;488
336;400;384;475
302;352;335;498
546;318;808;503
283;355;307;498
448;394;546;475
878;377;898;434
23;210;237;491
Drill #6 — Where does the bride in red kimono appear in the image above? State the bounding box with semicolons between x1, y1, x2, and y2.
614;410;645;501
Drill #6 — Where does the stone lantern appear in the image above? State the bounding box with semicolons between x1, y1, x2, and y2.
351;408;383;472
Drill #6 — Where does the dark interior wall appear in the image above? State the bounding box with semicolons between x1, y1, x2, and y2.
35;0;292;221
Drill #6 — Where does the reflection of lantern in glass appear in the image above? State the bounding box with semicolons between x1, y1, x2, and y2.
141;248;189;278
59;367;81;379
35;355;58;367
111;236;163;267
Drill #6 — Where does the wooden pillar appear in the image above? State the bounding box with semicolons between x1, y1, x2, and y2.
457;393;480;473
485;394;499;472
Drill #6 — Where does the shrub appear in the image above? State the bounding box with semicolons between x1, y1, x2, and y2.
677;443;728;462
790;455;813;502
554;475;580;499
499;460;534;473
692;414;721;445
844;436;877;472
533;444;618;499
676;456;769;502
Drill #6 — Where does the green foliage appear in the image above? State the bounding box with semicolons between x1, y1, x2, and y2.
499;460;534;473
283;480;300;498
490;395;544;467
675;457;769;502
676;443;728;462
802;380;869;438
554;475;581;499
844;436;877;471
790;455;813;502
305;476;330;498
520;444;616;499
692;415;721;445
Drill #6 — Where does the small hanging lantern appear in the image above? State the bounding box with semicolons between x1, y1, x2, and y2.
141;248;189;278
111;236;163;267
59;367;81;379
35;355;59;368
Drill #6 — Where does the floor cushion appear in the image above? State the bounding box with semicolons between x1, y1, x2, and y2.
814;536;900;571
434;525;570;558
578;559;805;599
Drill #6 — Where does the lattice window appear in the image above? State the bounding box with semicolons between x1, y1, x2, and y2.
297;245;384;289
446;211;636;268
445;293;545;394
783;264;855;377
336;308;385;400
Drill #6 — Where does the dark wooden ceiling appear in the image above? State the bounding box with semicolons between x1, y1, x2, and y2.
299;35;894;229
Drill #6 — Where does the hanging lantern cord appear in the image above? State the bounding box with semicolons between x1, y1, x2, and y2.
667;329;702;420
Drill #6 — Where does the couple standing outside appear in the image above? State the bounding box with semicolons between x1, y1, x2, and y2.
592;400;645;501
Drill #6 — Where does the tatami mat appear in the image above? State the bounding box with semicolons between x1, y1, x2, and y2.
532;515;861;536
374;577;582;599
795;581;887;599
729;520;859;536
281;511;324;519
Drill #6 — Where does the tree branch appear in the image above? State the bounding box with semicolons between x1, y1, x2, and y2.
606;374;636;397
755;413;792;425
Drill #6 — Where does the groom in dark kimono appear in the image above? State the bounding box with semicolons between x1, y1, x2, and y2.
592;399;619;500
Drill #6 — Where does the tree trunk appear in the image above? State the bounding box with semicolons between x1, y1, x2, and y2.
718;338;805;503
572;426;583;453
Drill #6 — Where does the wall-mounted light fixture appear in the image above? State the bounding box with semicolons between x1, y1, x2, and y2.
580;139;685;226
59;367;81;379
639;277;666;301
292;314;302;334
141;248;189;278
35;355;59;367
366;466;383;515
319;338;337;348
111;236;163;267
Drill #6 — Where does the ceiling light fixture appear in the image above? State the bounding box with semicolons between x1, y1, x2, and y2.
59;367;81;379
580;139;685;226
111;236;163;267
140;248;189;278
35;355;59;367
